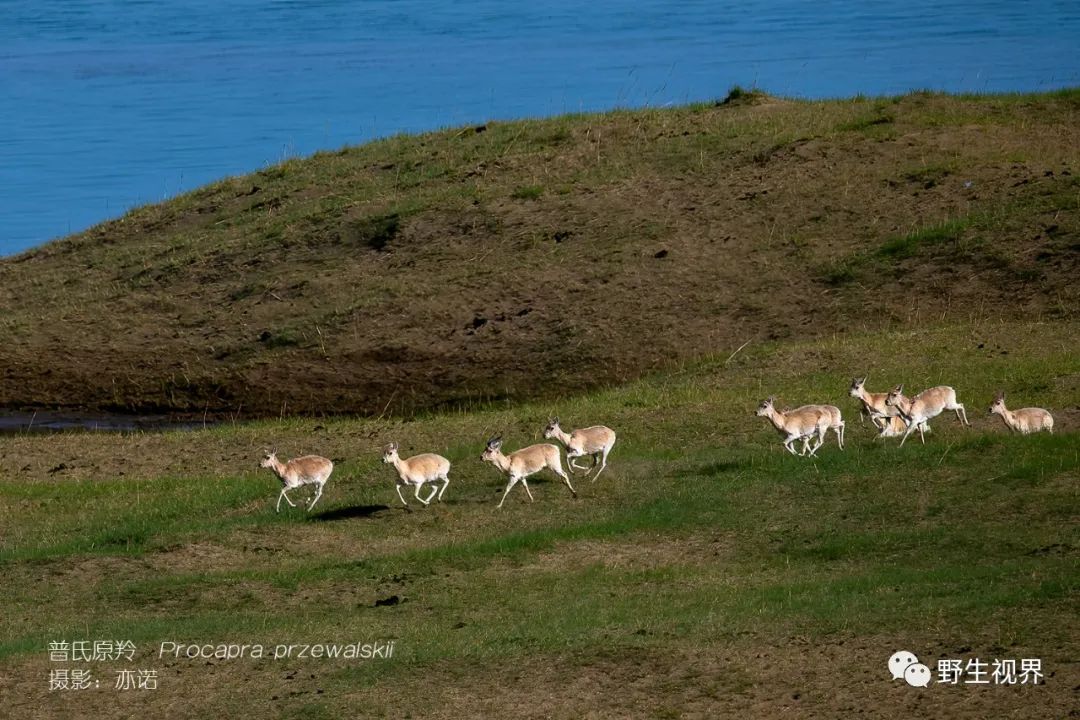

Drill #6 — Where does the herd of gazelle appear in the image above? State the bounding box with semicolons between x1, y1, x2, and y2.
756;379;1052;457
258;384;1053;511
258;418;617;511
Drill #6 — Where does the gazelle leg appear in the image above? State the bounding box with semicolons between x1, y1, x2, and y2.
520;478;535;502
396;484;409;508
592;448;610;482
277;488;295;512
436;475;450;501
307;483;324;511
958;404;969;426
496;477;519;509
786;437;800;455
569;454;591;473
899;419;918;447
423;483;439;504
553;465;577;497
414;483;431;506
838;422;845;449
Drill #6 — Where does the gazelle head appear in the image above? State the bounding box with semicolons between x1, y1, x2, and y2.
989;391;1006;416
480;435;503;463
755;397;777;417
382;442;400;464
259;451;278;469
542;417;561;439
849;377;867;398
884;384;904;408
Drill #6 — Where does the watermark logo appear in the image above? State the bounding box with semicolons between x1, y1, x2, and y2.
888;650;919;681
904;662;932;687
888;650;1044;687
888;650;931;687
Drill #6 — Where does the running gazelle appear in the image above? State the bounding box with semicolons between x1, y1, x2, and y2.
260;452;333;512
542;417;616;481
755;398;843;456
480;435;576;508
382;442;451;507
885;384;969;446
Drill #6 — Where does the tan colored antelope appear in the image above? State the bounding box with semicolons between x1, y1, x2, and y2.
260;452;333;512
754;398;831;456
849;376;895;430
989;391;1054;434
849;377;930;438
885;384;970;446
382;442;451;508
542;417;617;481
480;435;577;509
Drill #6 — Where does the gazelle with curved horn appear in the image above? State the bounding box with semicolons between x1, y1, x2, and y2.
480;435;577;509
542;417;617;480
989;391;1053;434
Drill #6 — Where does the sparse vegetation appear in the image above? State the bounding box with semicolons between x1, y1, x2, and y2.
0;91;1077;419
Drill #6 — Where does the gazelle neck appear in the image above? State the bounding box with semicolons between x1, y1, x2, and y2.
765;408;786;430
551;426;572;446
491;450;512;473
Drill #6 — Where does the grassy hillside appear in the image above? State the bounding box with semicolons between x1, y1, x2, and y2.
1;318;1076;718
1;90;1078;417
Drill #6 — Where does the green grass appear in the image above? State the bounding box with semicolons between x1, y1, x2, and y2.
1;320;1076;716
878;217;969;258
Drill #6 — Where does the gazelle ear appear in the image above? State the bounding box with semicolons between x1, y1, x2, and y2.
552;416;559;424
893;384;903;393
996;390;1005;401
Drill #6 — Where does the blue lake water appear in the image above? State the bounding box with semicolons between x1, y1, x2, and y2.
2;0;1078;255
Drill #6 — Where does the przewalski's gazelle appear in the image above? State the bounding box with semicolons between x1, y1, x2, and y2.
260;452;333;512
382;442;451;508
849;376;894;430
989;391;1054;434
542;417;617;481
885;384;970;446
480;435;577;509
849;377;930;438
754;398;831;456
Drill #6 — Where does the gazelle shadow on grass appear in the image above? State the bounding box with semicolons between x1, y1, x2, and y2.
673;461;743;479
309;504;391;521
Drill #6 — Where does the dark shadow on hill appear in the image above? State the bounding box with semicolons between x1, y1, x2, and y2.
310;504;390;521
